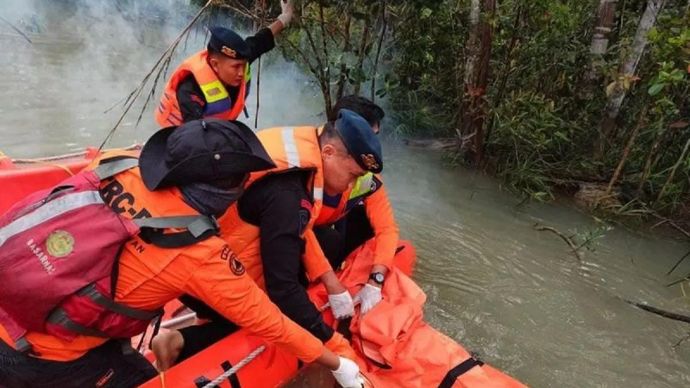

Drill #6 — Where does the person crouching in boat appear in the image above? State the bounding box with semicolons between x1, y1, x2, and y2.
313;95;401;315
155;0;294;127
151;110;381;375
0;119;363;388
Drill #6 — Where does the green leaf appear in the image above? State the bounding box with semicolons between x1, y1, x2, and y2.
647;83;665;96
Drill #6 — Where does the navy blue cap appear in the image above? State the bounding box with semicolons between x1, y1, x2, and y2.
335;109;383;173
207;27;250;60
140;119;275;190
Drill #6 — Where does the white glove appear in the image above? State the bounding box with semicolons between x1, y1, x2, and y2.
277;0;294;27
328;290;355;320
332;356;364;388
354;284;382;315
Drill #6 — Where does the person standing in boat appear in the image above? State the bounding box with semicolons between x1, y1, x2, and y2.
155;0;294;127
313;95;399;315
0;119;363;388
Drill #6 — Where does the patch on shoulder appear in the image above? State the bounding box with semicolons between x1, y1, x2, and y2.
221;244;245;276
298;208;310;236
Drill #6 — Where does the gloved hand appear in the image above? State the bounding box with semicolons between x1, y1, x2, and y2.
332;356;364;388
353;284;382;315
328;290;355;320
277;0;294;27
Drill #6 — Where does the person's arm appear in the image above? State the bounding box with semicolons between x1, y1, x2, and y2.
175;75;206;122
244;0;293;63
271;0;294;36
182;250;365;385
241;173;336;342
181;242;325;363
363;184;399;273
302;228;336;281
352;183;399;315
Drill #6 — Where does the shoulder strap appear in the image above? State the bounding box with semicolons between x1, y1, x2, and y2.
135;215;219;249
134;216;218;239
93;157;139;180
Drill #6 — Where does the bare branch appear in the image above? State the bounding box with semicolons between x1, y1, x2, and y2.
533;223;583;261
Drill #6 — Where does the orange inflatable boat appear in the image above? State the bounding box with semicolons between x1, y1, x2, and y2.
0;147;525;388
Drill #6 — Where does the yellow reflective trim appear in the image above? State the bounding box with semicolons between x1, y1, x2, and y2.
200;80;229;103
244;63;252;82
349;172;374;199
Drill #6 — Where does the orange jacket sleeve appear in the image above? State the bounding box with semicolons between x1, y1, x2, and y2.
181;244;325;363
363;184;399;270
301;228;334;281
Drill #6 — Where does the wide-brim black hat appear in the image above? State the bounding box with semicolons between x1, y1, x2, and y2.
140;119;275;191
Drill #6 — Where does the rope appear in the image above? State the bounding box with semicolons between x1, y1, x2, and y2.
201;345;266;388
11;159;75;176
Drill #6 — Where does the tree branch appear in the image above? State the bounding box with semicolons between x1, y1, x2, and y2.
533;223;583;261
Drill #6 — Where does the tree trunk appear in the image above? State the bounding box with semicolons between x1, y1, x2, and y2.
370;1;388;102
605;106;647;196
588;0;618;80
460;0;495;166
596;0;665;158
484;3;523;151
353;21;371;96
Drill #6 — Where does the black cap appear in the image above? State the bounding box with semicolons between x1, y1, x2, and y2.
140;119;275;190
207;27;250;60
335;109;383;173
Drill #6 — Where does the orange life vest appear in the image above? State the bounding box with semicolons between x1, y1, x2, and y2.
155;50;250;127
219;126;327;288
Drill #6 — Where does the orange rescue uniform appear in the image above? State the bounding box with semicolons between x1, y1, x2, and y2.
0;151;323;363
219;126;356;357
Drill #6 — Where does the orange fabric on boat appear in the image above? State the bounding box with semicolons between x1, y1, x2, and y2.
336;242;526;388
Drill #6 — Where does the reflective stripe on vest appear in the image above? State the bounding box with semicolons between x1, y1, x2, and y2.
281;127;301;168
349;172;375;200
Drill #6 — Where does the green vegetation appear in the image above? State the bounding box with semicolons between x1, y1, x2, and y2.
211;0;689;227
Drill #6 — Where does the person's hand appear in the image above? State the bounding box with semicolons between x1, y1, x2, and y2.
277;0;294;27
353;283;382;314
328;290;355;319
331;357;364;388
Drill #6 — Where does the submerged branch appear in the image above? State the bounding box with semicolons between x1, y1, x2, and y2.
673;333;690;349
666;250;690;276
0;16;32;44
533;223;583;261
625;299;690;324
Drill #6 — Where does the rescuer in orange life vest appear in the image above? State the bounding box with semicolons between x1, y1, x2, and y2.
0;119;363;388
314;95;397;315
155;0;294;127
150;109;384;373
